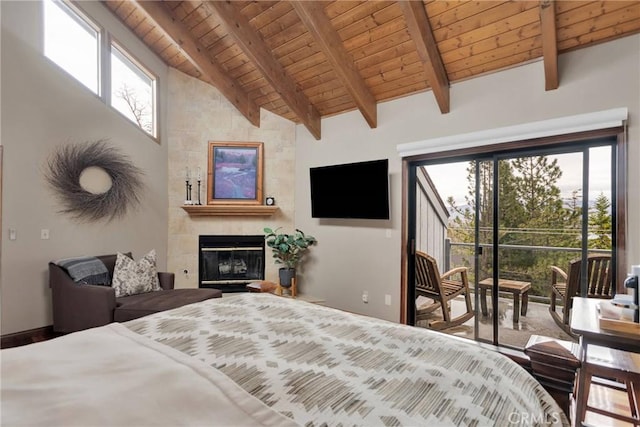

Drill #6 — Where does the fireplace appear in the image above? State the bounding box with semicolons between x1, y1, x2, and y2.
199;235;265;292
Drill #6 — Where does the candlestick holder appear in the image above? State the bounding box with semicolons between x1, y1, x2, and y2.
184;180;192;205
196;179;202;205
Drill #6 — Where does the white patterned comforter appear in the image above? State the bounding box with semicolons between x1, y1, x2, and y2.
1;321;296;427
125;293;569;427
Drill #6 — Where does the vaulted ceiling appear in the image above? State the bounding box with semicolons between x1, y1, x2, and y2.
103;1;640;140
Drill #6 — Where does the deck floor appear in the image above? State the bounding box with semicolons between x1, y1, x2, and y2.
415;295;576;349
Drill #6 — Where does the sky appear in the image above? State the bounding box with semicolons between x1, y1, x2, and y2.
44;0;98;92
425;146;613;209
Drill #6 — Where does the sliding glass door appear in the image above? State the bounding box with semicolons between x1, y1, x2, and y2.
408;137;618;349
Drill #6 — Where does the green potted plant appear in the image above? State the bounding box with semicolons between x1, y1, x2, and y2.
263;227;317;287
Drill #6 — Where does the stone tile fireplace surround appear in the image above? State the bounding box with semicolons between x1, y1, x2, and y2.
166;69;296;290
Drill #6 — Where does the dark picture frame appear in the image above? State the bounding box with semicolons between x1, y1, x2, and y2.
207;141;264;205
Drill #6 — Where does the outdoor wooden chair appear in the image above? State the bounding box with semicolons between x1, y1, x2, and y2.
415;251;474;330
549;254;613;334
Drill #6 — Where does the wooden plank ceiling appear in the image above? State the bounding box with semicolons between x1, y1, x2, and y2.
103;1;640;140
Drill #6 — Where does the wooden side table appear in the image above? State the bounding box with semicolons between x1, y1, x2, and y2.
478;278;531;323
576;345;640;425
524;334;581;416
570;297;640;425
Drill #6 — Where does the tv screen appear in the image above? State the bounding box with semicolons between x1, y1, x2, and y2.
310;159;390;220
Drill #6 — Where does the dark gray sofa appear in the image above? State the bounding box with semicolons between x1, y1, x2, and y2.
49;253;222;333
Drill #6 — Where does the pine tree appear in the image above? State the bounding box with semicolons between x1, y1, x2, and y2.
511;156;566;245
445;160;523;280
444;155;572;296
588;193;612;249
564;189;583;242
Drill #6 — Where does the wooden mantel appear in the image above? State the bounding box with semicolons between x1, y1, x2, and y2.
181;205;279;216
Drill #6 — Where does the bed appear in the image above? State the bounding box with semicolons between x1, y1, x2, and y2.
2;293;568;426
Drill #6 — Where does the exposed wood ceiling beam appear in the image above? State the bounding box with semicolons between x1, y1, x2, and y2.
291;1;377;129
540;0;559;91
134;1;260;127
203;0;322;140
399;1;450;114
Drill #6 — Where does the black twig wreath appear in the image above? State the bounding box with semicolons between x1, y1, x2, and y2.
45;140;145;222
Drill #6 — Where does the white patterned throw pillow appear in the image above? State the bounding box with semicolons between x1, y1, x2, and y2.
112;250;161;297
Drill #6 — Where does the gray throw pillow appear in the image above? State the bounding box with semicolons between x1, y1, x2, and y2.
112;250;161;297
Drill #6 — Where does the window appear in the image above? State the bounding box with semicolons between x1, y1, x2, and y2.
43;0;157;138
44;0;100;94
111;43;156;136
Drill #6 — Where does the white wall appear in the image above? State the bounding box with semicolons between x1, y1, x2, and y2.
295;34;640;322
0;1;170;334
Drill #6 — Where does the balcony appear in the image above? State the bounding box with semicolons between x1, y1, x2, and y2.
416;295;574;348
414;157;618;349
415;241;613;349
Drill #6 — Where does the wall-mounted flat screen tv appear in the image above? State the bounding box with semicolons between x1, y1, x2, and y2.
310;159;390;220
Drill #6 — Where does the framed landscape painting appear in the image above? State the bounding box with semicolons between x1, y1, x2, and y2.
207;141;264;205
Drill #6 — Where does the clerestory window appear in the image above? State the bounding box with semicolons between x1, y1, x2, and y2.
111;42;156;137
43;0;157;138
44;0;100;94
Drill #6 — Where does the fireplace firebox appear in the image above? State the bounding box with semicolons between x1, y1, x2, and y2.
199;235;265;292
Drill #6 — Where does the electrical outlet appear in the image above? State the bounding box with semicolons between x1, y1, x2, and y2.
362;291;369;303
41;229;50;240
385;294;391;306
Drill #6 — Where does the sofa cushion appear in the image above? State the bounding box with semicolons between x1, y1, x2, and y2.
112;250;161;297
114;289;222;322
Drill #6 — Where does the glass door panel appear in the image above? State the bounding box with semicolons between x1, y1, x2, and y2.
588;146;613;257
496;152;585;347
415;162;476;338
586;145;614;294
